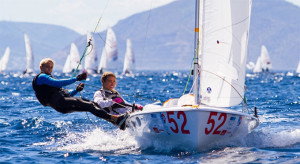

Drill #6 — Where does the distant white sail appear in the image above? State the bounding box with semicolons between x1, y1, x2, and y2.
0;47;10;72
296;61;300;73
199;0;252;107
246;61;255;70
24;34;34;74
122;39;135;74
63;43;81;73
84;32;98;74
98;27;118;74
253;56;262;73
260;45;272;72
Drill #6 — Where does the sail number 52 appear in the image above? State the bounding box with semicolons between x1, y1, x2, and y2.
205;112;227;135
166;111;190;134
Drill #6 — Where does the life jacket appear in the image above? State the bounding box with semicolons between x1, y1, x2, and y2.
99;89;128;114
32;73;69;106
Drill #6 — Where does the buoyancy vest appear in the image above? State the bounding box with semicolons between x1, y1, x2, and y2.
99;89;129;113
32;73;69;106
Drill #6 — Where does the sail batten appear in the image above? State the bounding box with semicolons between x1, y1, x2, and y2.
199;0;252;107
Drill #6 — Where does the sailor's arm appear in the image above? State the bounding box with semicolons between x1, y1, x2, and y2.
36;74;76;87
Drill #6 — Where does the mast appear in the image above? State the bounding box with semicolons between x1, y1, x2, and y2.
193;0;201;104
193;0;200;105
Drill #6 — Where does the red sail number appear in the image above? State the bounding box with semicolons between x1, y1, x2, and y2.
205;112;227;135
167;111;190;134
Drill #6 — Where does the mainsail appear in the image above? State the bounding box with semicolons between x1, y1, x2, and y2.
199;0;252;107
24;34;34;74
0;47;10;72
63;43;81;73
84;32;98;74
98;27;118;73
122;39;135;74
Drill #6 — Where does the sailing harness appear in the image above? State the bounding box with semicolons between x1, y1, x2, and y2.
98;89;133;114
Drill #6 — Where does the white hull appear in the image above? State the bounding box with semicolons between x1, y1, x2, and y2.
127;105;259;150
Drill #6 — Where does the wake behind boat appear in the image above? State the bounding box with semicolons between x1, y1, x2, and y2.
126;0;259;151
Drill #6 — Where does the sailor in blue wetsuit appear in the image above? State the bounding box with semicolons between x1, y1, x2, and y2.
32;58;128;129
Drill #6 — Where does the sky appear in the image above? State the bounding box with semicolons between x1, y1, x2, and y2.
0;0;175;34
0;0;299;34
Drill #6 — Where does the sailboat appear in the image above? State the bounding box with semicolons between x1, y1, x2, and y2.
98;27;118;74
0;47;10;73
296;61;300;74
23;34;34;74
63;43;82;74
126;0;259;150
84;32;98;74
253;45;272;73
122;39;135;75
260;45;272;72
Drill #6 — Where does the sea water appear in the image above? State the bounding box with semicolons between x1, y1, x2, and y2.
0;71;299;163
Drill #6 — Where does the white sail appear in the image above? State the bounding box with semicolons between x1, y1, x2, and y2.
199;0;252;107
0;47;10;72
260;45;272;72
253;56;262;73
84;32;98;74
98;27;118;73
63;43;82;73
24;34;34;74
296;61;300;74
122;39;135;74
62;55;72;73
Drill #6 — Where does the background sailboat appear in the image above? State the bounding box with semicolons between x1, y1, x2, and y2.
84;32;98;74
260;45;272;72
122;39;135;74
127;0;258;150
62;43;82;74
253;45;272;73
23;34;34;74
0;47;10;73
98;27;118;74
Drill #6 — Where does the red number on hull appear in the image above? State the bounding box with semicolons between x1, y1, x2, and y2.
166;111;190;134
205;112;227;135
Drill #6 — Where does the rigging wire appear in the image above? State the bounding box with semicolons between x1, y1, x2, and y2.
72;0;111;77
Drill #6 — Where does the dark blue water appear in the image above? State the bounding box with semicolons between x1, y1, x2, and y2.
0;71;299;163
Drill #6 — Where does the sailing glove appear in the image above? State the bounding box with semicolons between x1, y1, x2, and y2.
76;83;84;92
76;72;87;81
135;104;143;110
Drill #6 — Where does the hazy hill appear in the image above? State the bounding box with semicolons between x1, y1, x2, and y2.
55;0;299;71
2;0;299;71
0;21;81;71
